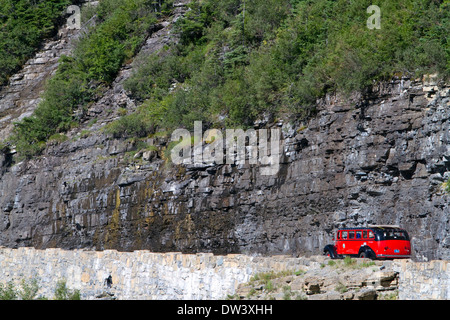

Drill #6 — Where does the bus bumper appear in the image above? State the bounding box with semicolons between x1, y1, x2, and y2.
376;254;411;259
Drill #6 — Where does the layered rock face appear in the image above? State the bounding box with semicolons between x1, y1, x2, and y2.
0;0;98;140
0;26;79;140
0;4;448;261
0;77;448;261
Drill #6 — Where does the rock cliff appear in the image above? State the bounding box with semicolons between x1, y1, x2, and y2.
0;2;449;261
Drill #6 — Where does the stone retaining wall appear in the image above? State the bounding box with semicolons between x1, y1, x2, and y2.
1;247;449;300
0;247;306;300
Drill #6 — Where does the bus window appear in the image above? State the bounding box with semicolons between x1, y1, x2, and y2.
356;231;362;239
342;231;348;239
349;231;355;239
368;231;374;238
378;230;409;241
363;231;368;239
337;232;341;240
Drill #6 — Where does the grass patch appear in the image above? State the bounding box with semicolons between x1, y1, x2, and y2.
334;256;376;269
250;270;301;283
335;282;348;294
344;256;357;267
379;290;399;300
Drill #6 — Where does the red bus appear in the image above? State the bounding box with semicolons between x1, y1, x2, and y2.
323;225;411;259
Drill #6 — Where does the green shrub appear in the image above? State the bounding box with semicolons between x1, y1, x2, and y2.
49;133;69;144
11;0;172;158
9;0;450;155
0;0;72;86
264;280;274;292
0;278;83;300
18;278;40;300
121;0;449;135
54;280;80;300
445;178;450;193
0;281;18;300
104;111;154;138
0;278;40;300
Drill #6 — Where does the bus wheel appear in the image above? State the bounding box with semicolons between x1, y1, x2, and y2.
359;248;374;259
324;249;332;258
359;251;368;258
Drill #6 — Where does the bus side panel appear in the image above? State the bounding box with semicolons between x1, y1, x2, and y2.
349;239;363;255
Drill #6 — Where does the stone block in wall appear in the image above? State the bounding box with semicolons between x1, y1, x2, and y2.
395;259;450;300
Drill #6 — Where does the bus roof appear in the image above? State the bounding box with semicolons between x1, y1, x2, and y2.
337;225;404;231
